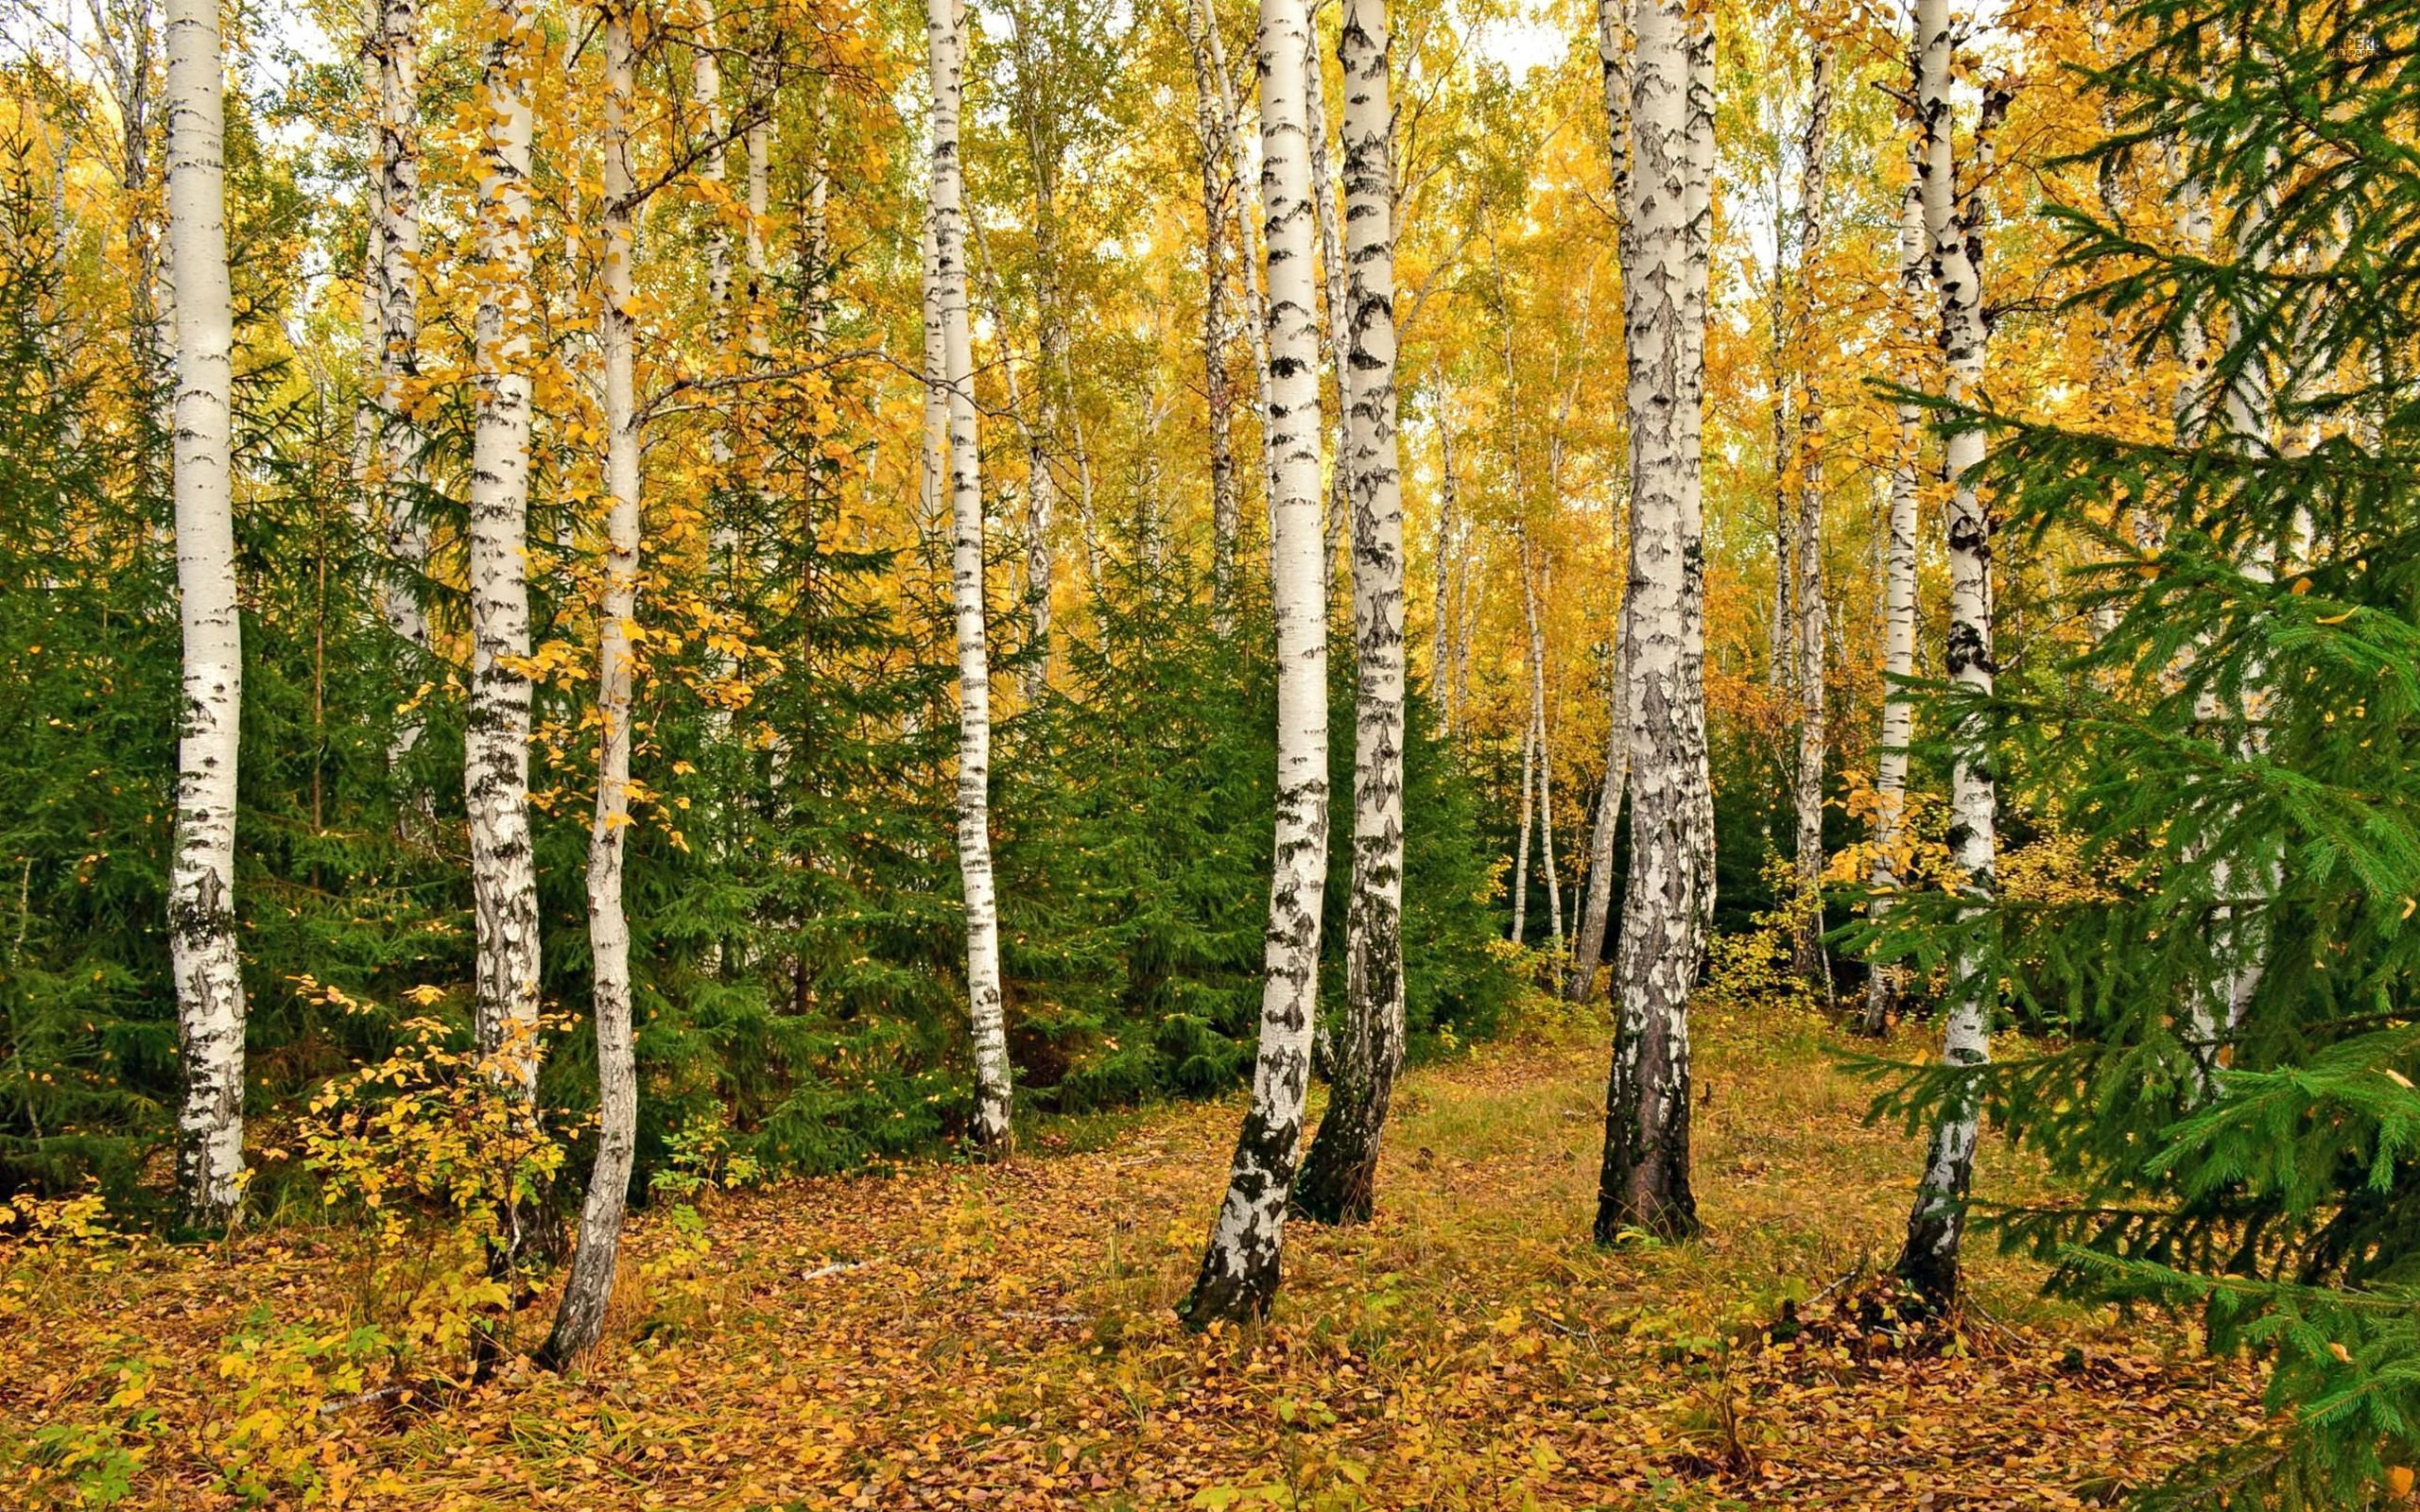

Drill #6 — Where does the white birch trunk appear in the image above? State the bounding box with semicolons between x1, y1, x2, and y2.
1595;0;1713;1243
1188;27;1241;625
371;0;430;772
1432;413;1462;738
544;0;641;1367
1858;148;1926;1038
1184;0;1329;1324
1194;0;1282;543
1789;46;1834;993
466;0;542;1094
1523;540;1563;944
1305;32;1350;604
920;215;948;552
1297;0;1405;1222
929;0;1013;1149
1511;718;1534;943
165;0;245;1228
1567;602;1630;1003
1898;3;1999;1306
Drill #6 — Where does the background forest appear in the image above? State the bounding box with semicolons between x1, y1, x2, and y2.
5;0;2420;1503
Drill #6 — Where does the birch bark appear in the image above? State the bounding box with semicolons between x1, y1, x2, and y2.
1595;0;1713;1243
1187;31;1240;624
1789;46;1834;993
543;0;641;1367
372;0;430;771
1858;148;1926;1037
1429;405;1459;738
1183;0;1328;1324
1295;0;1405;1224
1896;1;2000;1306
165;0;245;1228
929;0;1014;1149
1305;33;1350;603
466;0;542;1094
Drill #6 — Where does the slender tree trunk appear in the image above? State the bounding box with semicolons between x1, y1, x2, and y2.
1858;149;1926;1038
929;0;1013;1150
1182;0;1329;1326
1522;539;1563;943
1433;413;1461;737
543;0;641;1368
1511;718;1534;943
1767;186;1793;702
1023;164;1062;700
1896;4;2000;1308
1304;28;1350;606
165;0;244;1229
1789;46;1834;995
372;0;430;772
1568;0;1634;1006
919;215;948;548
1595;0;1713;1244
1567;602;1630;1002
1188;35;1239;628
1295;0;1404;1225
1192;0;1280;548
466;0;542;1094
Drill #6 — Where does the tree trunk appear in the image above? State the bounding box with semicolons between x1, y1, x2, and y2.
371;0;430;773
543;0;641;1369
1789;46;1834;995
1858;147;1926;1038
1595;0;1713;1245
1295;0;1404;1226
1304;27;1350;607
467;0;543;1095
1896;3;2000;1308
929;0;1013;1150
1188;33;1239;628
1567;602;1630;1003
1432;412;1461;737
1022;159;1062;700
1181;0;1329;1326
1521;536;1563;944
1191;0;1280;551
919;215;948;548
165;0;245;1229
1511;717;1533;943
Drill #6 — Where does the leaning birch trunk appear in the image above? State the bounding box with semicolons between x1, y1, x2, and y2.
1567;601;1630;1003
542;0;641;1368
1295;0;1405;1225
1566;0;1636;1009
1858;149;1926;1038
1194;0;1281;539
1181;0;1328;1325
1594;0;1713;1243
1304;34;1351;604
1789;46;1834;995
1187;30;1240;626
372;0;431;773
467;0;542;1093
1522;538;1563;944
1896;2;1998;1307
165;0;245;1229
928;0;1013;1150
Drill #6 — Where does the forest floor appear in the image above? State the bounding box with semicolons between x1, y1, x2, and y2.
6;998;2267;1510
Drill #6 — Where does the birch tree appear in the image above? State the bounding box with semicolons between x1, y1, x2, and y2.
1294;0;1404;1225
1181;0;1328;1325
1858;146;1926;1038
1186;20;1240;622
370;0;430;771
466;0;542;1093
543;0;641;1367
1896;0;2002;1306
1594;0;1713;1243
1567;0;1634;1005
1789;44;1833;993
929;0;1013;1150
164;0;244;1228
